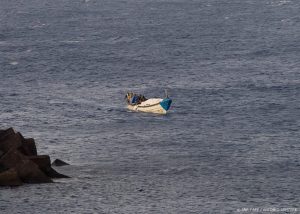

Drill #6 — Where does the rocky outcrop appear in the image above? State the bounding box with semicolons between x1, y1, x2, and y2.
0;168;22;186
19;138;37;156
30;155;70;178
0;128;69;186
52;159;70;167
0;128;22;153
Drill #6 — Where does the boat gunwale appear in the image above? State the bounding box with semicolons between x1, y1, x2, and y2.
129;102;161;108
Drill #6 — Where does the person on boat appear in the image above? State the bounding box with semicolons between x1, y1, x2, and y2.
138;95;147;104
125;92;147;105
131;94;139;104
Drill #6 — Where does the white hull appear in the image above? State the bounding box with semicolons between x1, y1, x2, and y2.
127;98;168;114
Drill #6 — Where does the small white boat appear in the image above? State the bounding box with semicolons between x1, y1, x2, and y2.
125;92;172;114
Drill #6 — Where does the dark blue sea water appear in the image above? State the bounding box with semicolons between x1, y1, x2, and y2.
0;0;299;213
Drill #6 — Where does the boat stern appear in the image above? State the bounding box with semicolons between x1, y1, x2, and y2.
160;98;172;111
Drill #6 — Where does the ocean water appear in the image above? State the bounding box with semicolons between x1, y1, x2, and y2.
0;0;299;213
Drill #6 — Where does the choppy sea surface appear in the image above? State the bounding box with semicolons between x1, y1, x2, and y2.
0;0;299;213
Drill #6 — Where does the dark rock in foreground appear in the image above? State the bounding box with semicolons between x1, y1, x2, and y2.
0;127;70;186
0;128;22;153
30;155;70;178
0;168;22;186
0;149;53;183
52;159;70;167
19;138;37;156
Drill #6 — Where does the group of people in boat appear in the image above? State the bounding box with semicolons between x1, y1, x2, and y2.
125;92;147;105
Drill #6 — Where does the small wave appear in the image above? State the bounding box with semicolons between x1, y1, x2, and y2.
103;36;137;44
32;23;47;28
270;0;291;6
10;61;18;65
61;40;81;44
48;100;66;105
278;0;291;5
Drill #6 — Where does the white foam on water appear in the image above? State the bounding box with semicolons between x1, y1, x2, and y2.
32;22;47;28
270;0;291;6
61;40;81;44
10;61;19;65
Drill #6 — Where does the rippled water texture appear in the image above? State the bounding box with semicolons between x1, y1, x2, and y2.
0;0;299;213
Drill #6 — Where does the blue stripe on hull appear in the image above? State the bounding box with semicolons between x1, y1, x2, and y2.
160;98;172;111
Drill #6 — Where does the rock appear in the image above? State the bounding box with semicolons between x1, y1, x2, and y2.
52;159;70;166
44;167;70;178
29;155;51;169
0;168;22;186
19;138;37;156
0;128;15;141
0;128;70;186
29;155;69;178
0;163;9;173
0;129;22;153
0;149;25;169
0;149;53;183
24;138;37;155
19;160;53;183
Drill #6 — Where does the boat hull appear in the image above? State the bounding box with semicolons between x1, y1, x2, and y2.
127;98;172;114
